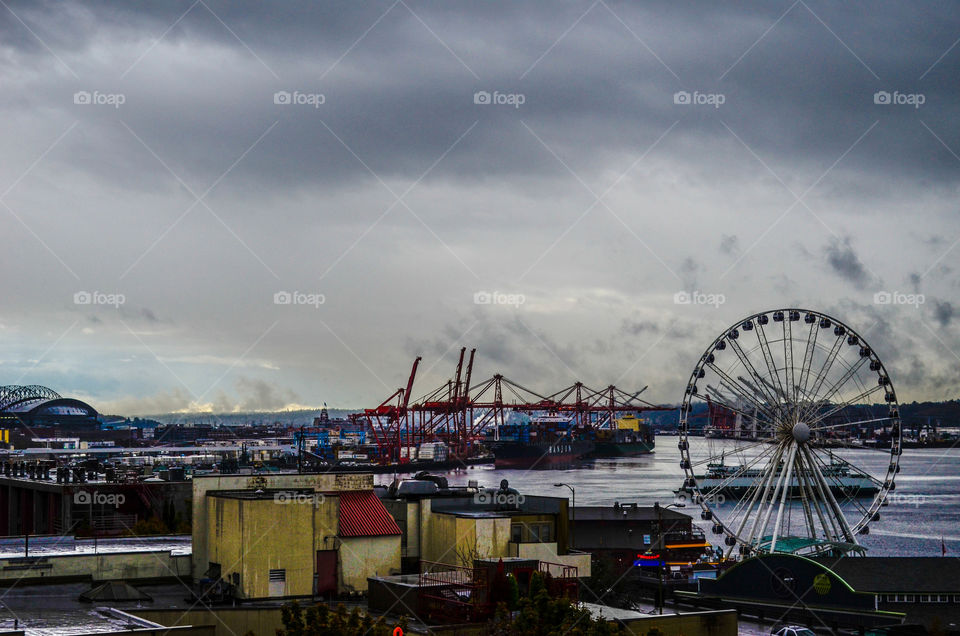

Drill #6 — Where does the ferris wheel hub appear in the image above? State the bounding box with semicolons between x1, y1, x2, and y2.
792;422;811;444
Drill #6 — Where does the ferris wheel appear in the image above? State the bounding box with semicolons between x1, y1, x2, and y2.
677;309;902;558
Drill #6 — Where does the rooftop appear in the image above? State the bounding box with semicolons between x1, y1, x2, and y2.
571;505;690;522
812;556;960;593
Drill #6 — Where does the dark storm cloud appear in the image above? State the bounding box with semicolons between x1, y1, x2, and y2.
719;234;739;255
2;1;959;410
4;0;960;192
823;236;870;285
933;300;955;328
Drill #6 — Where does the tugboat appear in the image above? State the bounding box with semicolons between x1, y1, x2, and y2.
487;412;594;469
589;415;655;457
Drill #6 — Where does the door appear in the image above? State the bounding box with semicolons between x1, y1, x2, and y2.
316;550;337;596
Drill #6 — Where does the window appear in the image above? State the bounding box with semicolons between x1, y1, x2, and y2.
511;524;523;543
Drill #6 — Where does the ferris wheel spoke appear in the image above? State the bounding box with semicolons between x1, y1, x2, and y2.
807;449;874;517
699;443;778;499
690;438;771;468
804;384;885;428
803;333;845;412
802;444;858;544
755;323;789;407
796;453;831;540
704;389;769;426
808;416;893;433
768;444;799;553
800;354;869;423
792;452;816;538
754;443;792;545
727;338;784;417
783;317;797;409
708;366;781;424
744;444;786;550
797;320;820;401
725;457;778;558
796;444;839;542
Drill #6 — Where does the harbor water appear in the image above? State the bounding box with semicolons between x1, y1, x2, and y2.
376;435;960;557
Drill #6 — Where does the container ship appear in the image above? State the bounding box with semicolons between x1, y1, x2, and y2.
486;413;594;469
588;415;655;457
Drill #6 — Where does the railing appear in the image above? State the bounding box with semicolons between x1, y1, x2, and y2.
418;560;490;623
539;560;578;600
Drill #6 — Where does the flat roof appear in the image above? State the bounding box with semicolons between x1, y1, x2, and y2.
0;535;191;559
813;556;960;593
572;506;690;522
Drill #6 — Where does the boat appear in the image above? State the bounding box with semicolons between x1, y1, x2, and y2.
589;415;655;457
674;455;880;500
487;413;594;469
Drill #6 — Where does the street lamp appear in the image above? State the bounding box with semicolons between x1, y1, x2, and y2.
554;483;575;550
653;501;684;615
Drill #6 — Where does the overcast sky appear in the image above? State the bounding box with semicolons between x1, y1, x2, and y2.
1;0;958;415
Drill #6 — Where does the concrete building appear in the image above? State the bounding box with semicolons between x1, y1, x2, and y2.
0;469;190;536
194;472;402;599
379;475;590;577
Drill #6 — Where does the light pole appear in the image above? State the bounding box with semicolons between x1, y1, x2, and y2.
654;501;684;614
554;483;575;550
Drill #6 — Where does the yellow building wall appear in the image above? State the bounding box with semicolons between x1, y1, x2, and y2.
0;551;190;584
192;472;373;576
339;535;401;592
206;494;340;599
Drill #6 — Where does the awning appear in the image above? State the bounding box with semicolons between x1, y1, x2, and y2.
338;490;402;538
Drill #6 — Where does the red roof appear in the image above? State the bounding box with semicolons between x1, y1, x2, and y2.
338;490;402;538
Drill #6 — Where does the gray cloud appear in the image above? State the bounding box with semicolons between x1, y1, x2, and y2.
0;1;958;411
823;236;871;286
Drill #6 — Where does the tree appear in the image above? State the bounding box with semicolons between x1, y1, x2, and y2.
489;586;618;636
278;601;408;636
